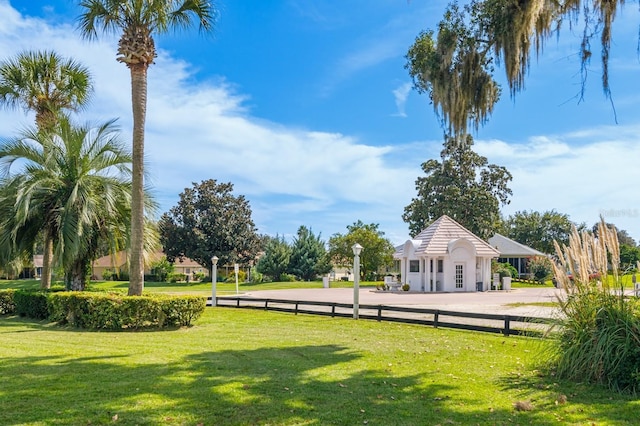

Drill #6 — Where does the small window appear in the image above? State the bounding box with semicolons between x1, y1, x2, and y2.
437;259;443;273
409;260;420;273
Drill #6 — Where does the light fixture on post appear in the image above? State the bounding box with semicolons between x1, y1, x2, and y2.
352;243;363;319
211;256;219;307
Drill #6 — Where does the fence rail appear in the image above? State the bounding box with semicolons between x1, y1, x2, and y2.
211;296;554;337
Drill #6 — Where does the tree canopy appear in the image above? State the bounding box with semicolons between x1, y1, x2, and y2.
502;210;580;254
403;134;512;240
288;226;332;281
0;118;146;290
255;235;292;282
159;179;261;270
407;0;630;138
328;221;395;281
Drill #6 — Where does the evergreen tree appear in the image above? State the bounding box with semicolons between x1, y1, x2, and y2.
256;235;291;282
288;226;331;281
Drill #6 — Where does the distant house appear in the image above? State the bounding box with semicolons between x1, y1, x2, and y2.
91;251;207;281
488;233;546;279
394;215;500;292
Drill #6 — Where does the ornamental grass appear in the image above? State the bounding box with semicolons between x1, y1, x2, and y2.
550;218;640;393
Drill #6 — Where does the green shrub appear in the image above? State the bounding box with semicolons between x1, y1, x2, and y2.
0;289;16;315
493;262;518;279
13;290;49;319
48;292;206;330
528;255;553;283
279;273;296;282
169;273;186;283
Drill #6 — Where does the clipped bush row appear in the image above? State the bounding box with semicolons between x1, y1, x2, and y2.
0;290;205;330
48;292;206;329
0;289;16;315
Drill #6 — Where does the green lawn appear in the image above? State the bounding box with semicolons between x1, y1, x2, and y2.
1;308;639;425
0;279;379;295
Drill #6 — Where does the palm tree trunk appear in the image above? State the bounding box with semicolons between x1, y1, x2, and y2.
40;236;53;289
68;258;87;291
128;65;147;296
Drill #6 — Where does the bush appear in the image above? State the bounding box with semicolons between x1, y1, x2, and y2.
401;283;410;291
14;290;49;319
225;270;247;283
48;292;206;330
0;289;16;315
528;255;553;283
493;262;518;279
169;273;187;283
279;273;296;282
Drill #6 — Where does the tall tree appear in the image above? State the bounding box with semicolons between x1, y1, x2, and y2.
328;221;395;281
256;235;292;282
288;226;332;281
403;134;512;240
78;0;217;296
407;1;630;139
502;210;580;254
0;118;142;290
0;50;92;288
159;179;261;272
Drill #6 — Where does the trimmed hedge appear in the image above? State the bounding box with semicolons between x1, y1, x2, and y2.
0;289;16;315
14;290;49;319
48;292;206;330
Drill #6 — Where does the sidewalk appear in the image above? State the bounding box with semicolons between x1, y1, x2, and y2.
227;286;564;318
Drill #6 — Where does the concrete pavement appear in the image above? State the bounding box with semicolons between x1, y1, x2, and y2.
228;286;565;318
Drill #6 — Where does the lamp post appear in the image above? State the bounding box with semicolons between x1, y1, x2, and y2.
211;256;218;307
352;243;363;319
234;263;239;295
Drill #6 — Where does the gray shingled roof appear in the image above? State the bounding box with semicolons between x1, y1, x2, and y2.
488;233;546;257
395;215;500;257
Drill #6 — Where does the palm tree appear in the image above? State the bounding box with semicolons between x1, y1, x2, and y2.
0;118;149;290
77;0;216;296
0;50;92;288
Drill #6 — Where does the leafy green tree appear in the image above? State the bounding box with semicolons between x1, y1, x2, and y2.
407;1;630;139
403;134;512;240
328;221;395;281
256;235;292;282
288;226;331;281
0;50;92;288
78;0;217;296
527;255;554;284
620;245;640;271
503;210;579;254
150;256;175;282
0;118;142;290
159;179;261;272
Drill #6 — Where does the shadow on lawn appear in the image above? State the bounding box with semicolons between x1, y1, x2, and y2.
0;318;635;425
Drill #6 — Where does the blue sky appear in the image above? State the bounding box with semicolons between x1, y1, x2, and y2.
2;0;640;245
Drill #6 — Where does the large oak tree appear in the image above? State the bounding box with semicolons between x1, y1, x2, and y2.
403;134;512;240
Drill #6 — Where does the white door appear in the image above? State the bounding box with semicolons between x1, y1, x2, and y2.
455;263;464;291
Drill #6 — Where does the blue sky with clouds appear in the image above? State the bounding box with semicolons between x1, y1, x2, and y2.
2;0;640;245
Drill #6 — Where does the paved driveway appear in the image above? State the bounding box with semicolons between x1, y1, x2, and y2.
231;286;564;318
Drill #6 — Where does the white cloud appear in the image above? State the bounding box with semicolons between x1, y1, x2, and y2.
0;3;419;242
476;132;640;240
391;82;412;117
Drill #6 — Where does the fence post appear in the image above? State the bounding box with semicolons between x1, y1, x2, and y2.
236;298;240;308
331;304;336;317
377;306;382;322
434;310;439;328
504;316;511;337
265;300;269;310
295;302;299;315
